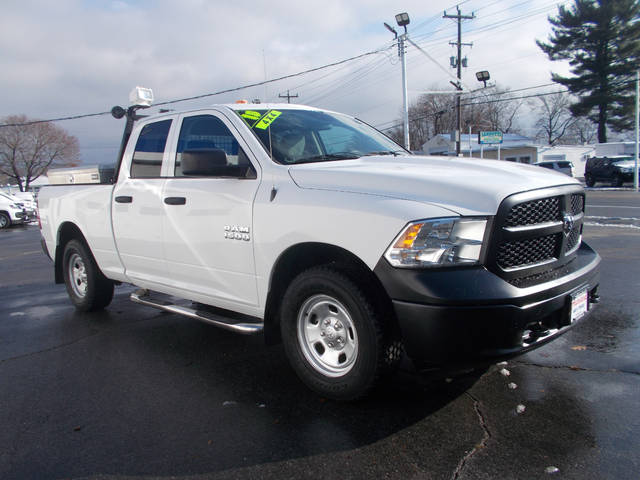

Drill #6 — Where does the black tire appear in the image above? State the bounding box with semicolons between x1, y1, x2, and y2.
613;174;624;187
280;265;389;401
584;173;595;187
62;239;114;312
0;212;10;229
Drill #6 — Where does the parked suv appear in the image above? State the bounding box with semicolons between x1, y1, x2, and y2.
534;160;574;176
585;156;636;187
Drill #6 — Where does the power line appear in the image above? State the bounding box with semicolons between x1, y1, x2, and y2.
0;46;393;129
377;77;639;132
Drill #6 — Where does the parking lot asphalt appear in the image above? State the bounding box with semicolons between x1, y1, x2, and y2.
0;190;638;480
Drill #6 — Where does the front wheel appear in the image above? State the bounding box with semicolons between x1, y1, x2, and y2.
0;212;10;229
280;266;390;400
63;239;114;312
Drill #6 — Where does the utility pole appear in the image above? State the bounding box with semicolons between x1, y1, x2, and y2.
635;68;639;192
278;90;299;104
444;6;474;156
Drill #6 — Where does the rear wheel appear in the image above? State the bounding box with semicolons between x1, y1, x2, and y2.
280;266;390;400
0;212;10;229
613;174;624;187
584;173;595;187
63;239;114;311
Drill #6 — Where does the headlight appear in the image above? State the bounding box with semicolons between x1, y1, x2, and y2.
385;217;487;268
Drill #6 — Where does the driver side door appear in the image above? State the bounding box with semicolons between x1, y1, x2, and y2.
161;112;261;314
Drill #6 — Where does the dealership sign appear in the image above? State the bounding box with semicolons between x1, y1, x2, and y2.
478;131;503;144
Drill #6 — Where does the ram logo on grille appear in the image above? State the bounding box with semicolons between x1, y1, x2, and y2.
562;213;574;237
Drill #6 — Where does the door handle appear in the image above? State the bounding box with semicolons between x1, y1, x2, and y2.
164;197;186;205
115;196;133;203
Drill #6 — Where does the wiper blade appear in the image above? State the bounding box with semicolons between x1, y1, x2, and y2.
296;153;361;163
362;150;403;157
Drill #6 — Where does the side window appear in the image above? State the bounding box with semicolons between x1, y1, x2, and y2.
131;120;172;178
175;115;252;176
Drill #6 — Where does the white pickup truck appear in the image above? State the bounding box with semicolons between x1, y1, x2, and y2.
39;102;600;400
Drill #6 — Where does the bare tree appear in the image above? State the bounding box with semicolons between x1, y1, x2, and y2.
566;117;598;144
0;115;79;191
462;86;524;134
383;91;456;150
533;92;576;145
386;85;525;150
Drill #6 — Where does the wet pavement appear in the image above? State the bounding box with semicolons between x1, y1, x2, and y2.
0;190;638;479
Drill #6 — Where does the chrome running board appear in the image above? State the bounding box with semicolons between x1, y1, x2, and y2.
130;289;263;335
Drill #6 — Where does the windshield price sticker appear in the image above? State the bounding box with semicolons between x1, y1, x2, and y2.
570;288;588;323
254;110;282;130
240;110;262;121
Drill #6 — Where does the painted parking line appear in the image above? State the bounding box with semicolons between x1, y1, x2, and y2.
588;205;640;209
585;222;640;230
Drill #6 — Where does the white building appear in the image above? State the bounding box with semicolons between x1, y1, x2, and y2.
422;133;539;164
594;142;637;157
536;145;595;179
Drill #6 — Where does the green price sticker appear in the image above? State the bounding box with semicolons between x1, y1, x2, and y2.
240;110;262;121
254;110;282;130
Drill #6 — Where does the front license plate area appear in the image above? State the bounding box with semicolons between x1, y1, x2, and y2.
570;287;588;323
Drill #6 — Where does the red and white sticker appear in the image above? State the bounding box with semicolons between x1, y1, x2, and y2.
571;288;588;323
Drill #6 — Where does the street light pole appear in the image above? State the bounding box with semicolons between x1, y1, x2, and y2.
400;33;409;150
385;14;411;151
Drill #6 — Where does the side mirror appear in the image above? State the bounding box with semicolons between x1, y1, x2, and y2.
181;149;255;178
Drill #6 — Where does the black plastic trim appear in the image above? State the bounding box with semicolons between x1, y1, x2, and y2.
374;241;600;307
373;240;600;367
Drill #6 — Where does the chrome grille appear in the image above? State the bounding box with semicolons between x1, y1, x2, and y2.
566;224;582;253
492;189;585;278
570;194;584;215
504;197;561;227
497;234;560;269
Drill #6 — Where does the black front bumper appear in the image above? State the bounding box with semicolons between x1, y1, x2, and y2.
374;242;600;368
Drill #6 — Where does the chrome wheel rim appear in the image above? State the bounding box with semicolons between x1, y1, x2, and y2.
297;294;358;377
0;215;7;228
68;253;88;298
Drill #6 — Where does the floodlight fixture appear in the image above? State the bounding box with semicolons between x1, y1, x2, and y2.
129;86;154;107
475;70;490;87
384;22;398;38
395;12;410;27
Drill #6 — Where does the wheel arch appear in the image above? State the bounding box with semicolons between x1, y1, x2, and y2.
263;242;397;345
54;222;91;284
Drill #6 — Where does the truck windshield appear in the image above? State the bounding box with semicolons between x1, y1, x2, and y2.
235;108;406;164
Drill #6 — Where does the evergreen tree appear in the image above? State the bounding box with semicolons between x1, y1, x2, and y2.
537;0;640;143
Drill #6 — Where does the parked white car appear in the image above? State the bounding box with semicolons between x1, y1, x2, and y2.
0;193;30;228
0;188;37;210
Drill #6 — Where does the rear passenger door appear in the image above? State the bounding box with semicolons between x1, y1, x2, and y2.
112;118;173;285
161;112;261;313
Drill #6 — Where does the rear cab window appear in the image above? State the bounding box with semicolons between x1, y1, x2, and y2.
131;120;172;178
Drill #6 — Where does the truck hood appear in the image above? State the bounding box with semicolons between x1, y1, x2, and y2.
288;155;580;216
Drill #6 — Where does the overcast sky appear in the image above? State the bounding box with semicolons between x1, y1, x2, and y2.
0;0;573;164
